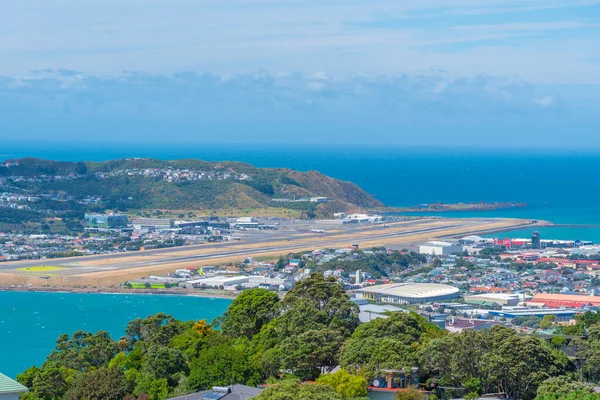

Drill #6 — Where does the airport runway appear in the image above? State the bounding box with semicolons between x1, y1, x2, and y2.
0;218;533;281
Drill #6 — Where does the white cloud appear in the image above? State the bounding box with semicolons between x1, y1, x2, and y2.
0;0;598;84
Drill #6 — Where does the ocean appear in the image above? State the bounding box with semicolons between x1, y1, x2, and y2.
0;292;231;378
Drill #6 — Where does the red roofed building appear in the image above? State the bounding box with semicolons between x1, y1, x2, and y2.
532;293;600;308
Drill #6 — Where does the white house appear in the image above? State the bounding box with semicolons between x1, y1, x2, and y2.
0;373;28;400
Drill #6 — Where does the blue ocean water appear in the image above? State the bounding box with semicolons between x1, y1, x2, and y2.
0;292;231;378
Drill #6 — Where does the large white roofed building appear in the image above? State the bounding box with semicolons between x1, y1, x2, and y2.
355;283;460;304
419;241;464;255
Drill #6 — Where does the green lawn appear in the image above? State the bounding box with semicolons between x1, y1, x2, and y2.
17;266;65;272
129;283;166;289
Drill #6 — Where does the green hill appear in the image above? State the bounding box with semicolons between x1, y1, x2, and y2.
0;158;383;218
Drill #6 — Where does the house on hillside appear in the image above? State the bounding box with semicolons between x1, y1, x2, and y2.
0;373;28;399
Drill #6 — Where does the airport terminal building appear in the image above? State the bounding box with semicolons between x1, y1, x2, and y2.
355;283;460;304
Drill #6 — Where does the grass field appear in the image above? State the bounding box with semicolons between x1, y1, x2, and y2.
16;266;66;272
129;283;166;289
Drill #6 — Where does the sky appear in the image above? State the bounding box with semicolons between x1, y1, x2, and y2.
0;0;599;146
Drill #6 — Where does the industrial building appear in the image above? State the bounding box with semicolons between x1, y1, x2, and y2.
531;293;600;308
488;307;577;322
84;213;128;229
352;298;405;323
355;283;460;304
131;218;175;232
234;217;260;229
464;293;521;307
187;275;250;288
419;241;464;255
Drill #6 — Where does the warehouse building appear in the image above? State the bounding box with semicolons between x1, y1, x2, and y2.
531;293;600;308
355;283;460;304
488;307;577;322
131;218;175;232
464;293;521;307
419;241;464;255
187;275;250;288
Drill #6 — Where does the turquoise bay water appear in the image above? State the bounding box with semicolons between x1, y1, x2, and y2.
0;292;231;378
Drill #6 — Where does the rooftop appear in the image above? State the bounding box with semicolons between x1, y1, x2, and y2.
0;372;28;395
168;385;261;400
357;283;459;299
423;241;459;247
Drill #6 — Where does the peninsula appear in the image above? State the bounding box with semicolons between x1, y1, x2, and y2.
380;201;527;213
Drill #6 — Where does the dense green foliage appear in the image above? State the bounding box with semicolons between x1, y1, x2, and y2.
254;380;343;400
1;158;382;214
16;273;600;400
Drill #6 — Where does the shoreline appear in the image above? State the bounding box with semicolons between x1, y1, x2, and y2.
379;201;528;213
0;285;237;298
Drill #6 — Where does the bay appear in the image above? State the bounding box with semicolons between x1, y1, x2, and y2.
0;291;231;378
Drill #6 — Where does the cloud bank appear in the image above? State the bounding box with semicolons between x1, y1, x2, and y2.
1;69;596;147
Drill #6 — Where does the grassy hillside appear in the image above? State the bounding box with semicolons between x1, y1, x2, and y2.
1;158;383;217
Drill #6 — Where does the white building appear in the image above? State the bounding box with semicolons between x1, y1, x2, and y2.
187;275;249;287
235;217;259;229
131;218;174;232
355;283;460;304
419;241;464;255
0;373;28;400
464;293;521;307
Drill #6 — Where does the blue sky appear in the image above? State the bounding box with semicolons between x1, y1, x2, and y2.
0;0;599;146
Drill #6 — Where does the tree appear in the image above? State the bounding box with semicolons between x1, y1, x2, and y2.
253;380;343;400
394;387;427;400
221;289;280;339
142;345;188;386
540;315;557;329
278;273;359;337
125;313;187;348
281;328;346;379
46;330;118;371
341;312;438;374
482;332;566;400
28;363;77;400
537;376;593;397
187;342;262;391
316;369;368;399
63;367;132;400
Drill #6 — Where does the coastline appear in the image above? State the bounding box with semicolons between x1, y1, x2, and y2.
379;201;528;213
0;285;237;298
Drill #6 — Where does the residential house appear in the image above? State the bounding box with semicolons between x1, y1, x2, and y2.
0;373;28;400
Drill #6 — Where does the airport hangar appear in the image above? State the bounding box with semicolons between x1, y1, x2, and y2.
355;283;460;304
